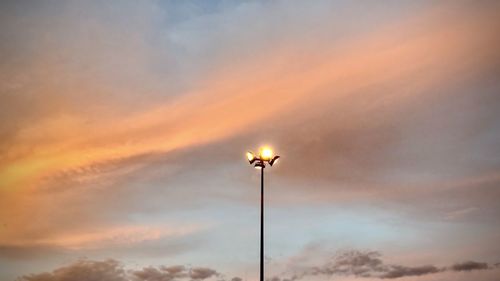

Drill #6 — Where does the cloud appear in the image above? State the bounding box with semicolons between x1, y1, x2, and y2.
2;0;499;193
273;250;493;280
381;265;441;279
18;259;219;281
18;259;128;281
2;0;499;251
132;265;188;281
450;261;489;272
162;265;186;276
188;267;219;280
315;251;441;279
16;252;498;281
1;224;201;251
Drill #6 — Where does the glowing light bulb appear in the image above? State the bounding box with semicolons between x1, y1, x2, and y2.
260;146;273;160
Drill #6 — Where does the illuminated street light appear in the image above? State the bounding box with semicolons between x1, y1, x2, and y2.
246;146;280;281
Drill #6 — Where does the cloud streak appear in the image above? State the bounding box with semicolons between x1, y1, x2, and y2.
1;224;202;251
17;259;225;281
450;261;489;272
271;250;494;280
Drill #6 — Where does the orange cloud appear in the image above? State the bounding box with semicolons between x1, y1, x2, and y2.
0;224;204;250
1;3;497;194
0;3;499;258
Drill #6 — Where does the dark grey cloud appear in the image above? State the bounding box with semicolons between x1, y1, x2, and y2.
131;265;219;281
450;261;489;272
161;265;187;276
17;259;220;281
188;267;218;280
18;259;128;281
272;250;494;280
381;265;441;279
132;265;188;281
313;251;441;279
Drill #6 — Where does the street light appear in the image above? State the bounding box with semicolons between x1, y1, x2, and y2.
246;146;280;281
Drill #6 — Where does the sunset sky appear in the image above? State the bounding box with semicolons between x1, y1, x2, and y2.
1;1;500;281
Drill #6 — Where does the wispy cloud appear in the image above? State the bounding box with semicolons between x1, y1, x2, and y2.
1;224;203;251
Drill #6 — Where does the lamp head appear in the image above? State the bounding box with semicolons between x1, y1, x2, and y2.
254;161;265;169
269;155;280;166
246;146;280;168
246;151;256;164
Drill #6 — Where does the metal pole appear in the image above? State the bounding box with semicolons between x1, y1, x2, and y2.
260;166;264;281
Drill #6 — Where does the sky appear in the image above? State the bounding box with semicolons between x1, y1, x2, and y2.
1;0;500;281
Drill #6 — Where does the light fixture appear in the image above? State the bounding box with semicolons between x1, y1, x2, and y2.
247;151;257;164
245;146;280;281
269;155;280;166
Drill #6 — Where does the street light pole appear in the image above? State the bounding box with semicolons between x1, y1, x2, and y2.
246;147;280;281
260;165;264;281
